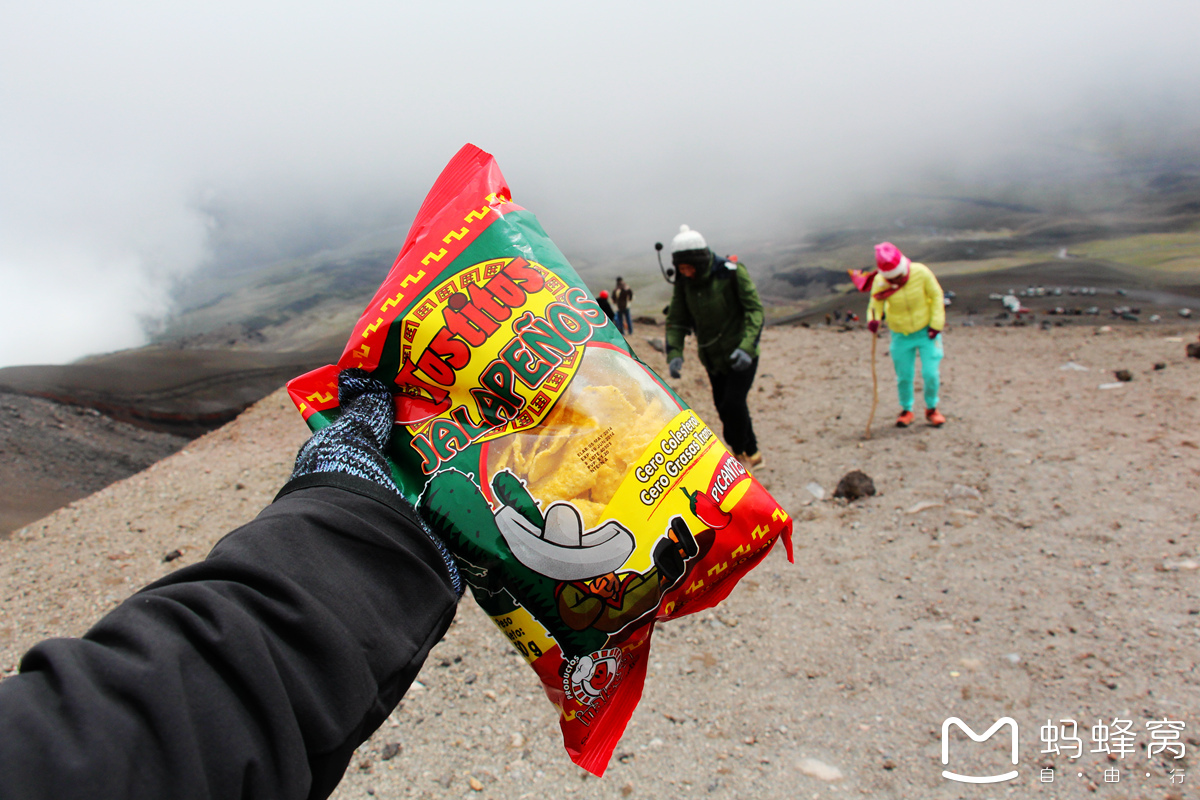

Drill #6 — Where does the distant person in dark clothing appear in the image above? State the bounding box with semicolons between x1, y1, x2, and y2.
596;289;616;323
0;369;461;800
613;277;634;334
664;224;765;471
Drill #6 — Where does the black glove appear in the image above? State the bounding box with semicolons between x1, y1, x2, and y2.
291;368;399;491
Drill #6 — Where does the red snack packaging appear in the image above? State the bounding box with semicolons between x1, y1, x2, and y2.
287;144;793;774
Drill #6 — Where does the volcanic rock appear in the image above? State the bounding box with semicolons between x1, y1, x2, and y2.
833;470;876;501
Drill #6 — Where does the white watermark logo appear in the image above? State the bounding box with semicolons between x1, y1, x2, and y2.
940;716;1187;785
941;717;1020;784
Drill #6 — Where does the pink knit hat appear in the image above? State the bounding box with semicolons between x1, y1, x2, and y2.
875;242;910;280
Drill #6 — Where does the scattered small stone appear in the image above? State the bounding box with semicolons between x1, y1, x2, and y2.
833;470;875;501
620;784;634;797
1154;362;1167;370
649;738;664;748
805;482;826;501
1098;382;1125;390
1059;361;1089;371
468;777;484;791
1114;369;1133;382
235;482;245;490
946;484;982;501
509;732;526;749
1187;340;1200;359
380;742;402;761
905;501;944;515
645;337;666;353
162;549;182;563
797;757;844;781
1003;653;1021;664
1162;559;1200;571
881;758;896;770
1095;325;1113;334
358;759;372;771
987;511;1033;529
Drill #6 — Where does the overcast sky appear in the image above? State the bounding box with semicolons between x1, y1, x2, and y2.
2;1;1198;367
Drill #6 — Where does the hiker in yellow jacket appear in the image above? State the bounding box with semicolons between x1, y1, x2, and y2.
865;242;947;427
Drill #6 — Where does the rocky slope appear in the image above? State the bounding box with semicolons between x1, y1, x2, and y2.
0;392;188;535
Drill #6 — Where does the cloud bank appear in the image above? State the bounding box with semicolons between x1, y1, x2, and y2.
3;1;1199;365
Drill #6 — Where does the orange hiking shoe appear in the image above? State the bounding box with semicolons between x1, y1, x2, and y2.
925;408;946;427
896;410;916;428
744;451;764;469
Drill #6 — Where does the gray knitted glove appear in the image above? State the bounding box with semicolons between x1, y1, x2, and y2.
729;348;753;372
291;368;464;595
291;368;398;491
668;357;683;379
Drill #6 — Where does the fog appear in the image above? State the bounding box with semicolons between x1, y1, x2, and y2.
2;1;1199;366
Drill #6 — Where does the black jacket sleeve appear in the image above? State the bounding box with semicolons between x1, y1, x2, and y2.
0;473;458;800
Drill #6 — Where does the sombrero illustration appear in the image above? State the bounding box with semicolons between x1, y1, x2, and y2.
494;502;636;581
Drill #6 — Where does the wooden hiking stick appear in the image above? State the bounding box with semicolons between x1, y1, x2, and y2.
865;331;879;439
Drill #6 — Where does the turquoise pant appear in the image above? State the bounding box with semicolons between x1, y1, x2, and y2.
890;327;943;411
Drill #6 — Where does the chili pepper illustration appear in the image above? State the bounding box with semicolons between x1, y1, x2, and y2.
680;487;731;529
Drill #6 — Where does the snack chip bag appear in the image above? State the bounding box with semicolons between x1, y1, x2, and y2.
287;144;793;775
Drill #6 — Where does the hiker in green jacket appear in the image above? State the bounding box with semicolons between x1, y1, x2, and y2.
664;225;765;470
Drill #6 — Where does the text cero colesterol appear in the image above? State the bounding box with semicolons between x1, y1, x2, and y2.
635;417;713;505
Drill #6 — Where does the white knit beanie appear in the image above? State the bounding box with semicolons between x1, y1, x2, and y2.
671;224;707;253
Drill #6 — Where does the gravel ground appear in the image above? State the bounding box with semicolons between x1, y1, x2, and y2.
2;325;1199;799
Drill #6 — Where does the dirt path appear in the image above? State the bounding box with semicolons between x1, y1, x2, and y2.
2;325;1198;799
